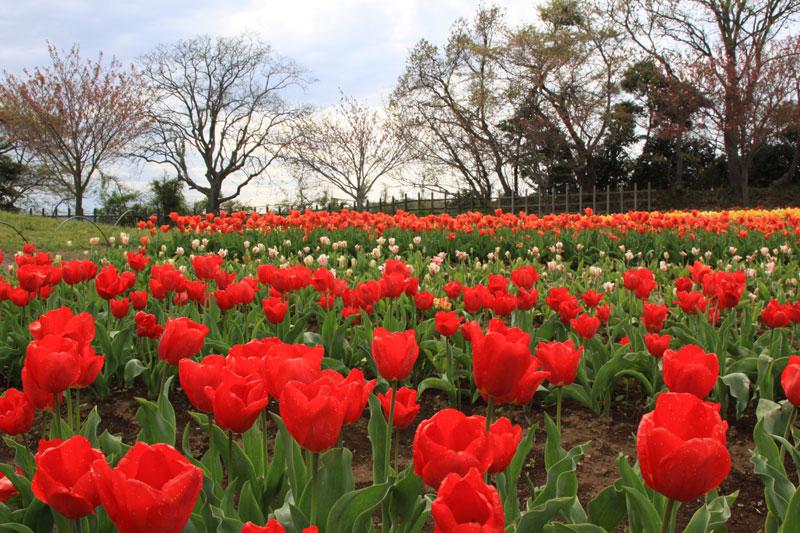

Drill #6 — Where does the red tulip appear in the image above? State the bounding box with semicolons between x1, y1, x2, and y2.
535;340;583;387
24;335;81;394
413;409;492;488
371;327;419;382
280;377;345;453
443;281;463;299
414;291;434;311
22;367;60;411
511;266;539;289
262;297;288;324
32;436;104;519
92;442;203;533
130;290;148;310
29;307;95;347
472;327;532;402
178;355;227;413
0;388;34;435
262;343;324;398
324;368;375;425
95;265;127;300
662;345;718;399
570;313;600;340
157;317;209;365
435;311;463;337
135;312;163;339
701;270;745;309
74;346;104;389
581;290;605;308
623;268;657;299
642;301;668;333
595;304;611;323
637;392;730;502
431;467;504;533
241;520;318;533
781;355;800;406
126;251;150;271
761;300;792;329
644;333;671;358
206;375;268;434
486;417;522;474
377;387;421;429
0;469;19;503
110;298;130;319
674;290;709;315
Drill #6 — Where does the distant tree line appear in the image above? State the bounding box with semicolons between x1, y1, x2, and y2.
1;0;799;214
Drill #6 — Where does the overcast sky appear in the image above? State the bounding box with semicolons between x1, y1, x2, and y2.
1;0;534;208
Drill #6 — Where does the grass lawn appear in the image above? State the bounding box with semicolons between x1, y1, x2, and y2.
0;210;145;254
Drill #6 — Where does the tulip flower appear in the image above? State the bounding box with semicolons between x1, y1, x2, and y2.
157;317;209;365
32;436;104;519
279;377;345;453
535;339;583;431
0;469;19;503
0;388;34;435
637;393;730;530
371;327;419;382
24;335;81;394
377;387;421;430
644;333;671;358
662;345;718;399
431;467;504;533
570;313;600;340
178;355;227;413
92;442;203;533
486;417;522;474
262;296;289;324
205;375;268;434
781;355;800;407
413;409;492;489
472;328;532;410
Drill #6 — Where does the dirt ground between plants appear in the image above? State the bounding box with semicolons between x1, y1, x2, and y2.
0;382;766;533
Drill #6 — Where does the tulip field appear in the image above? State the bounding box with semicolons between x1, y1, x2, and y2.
3;207;800;532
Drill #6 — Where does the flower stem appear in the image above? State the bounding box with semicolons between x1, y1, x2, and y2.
310;452;320;526
661;499;679;533
385;381;397;480
556;387;563;433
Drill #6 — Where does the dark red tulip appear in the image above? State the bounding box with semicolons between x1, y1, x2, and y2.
581;290;605;308
29;307;95;347
443;281;463;299
377;387;421;430
663;345;718;399
135;312;163;340
414;291;434;311
413;409;492;489
0;469;19;503
511;266;539;289
279;377;345;453
761;300;792;329
323;368;375;425
701;270;745;309
262;343;324;398
623;268;657;300
32;436;104;519
431;467;504;533
95;265;128;300
157;317;209;365
92;442;203;533
0;388;34;435
371;327;419;382
130;290;148;310
535;340;583;387
126;251;150;271
595;304;611;323
637;392;730;502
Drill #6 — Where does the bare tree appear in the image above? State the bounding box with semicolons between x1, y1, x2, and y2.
391;7;520;199
507;0;630;191
288;95;408;209
0;44;151;216
609;0;800;204
137;34;310;213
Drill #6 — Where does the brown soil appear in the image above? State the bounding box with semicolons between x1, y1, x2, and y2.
1;384;765;532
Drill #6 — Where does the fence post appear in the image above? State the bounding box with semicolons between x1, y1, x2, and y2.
41;208;45;216
444;191;448;214
565;184;569;213
510;189;515;213
578;186;582;213
619;186;624;212
606;184;610;213
551;188;556;214
391;196;396;214
404;193;409;211
592;186;596;212
379;197;384;213
524;191;529;214
633;182;638;211
431;191;434;212
648;181;652;211
54;207;58;217
538;190;542;216
470;195;475;211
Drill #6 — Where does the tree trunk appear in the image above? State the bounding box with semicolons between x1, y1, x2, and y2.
672;145;685;194
355;194;365;211
206;186;220;214
74;193;84;218
724;134;748;206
